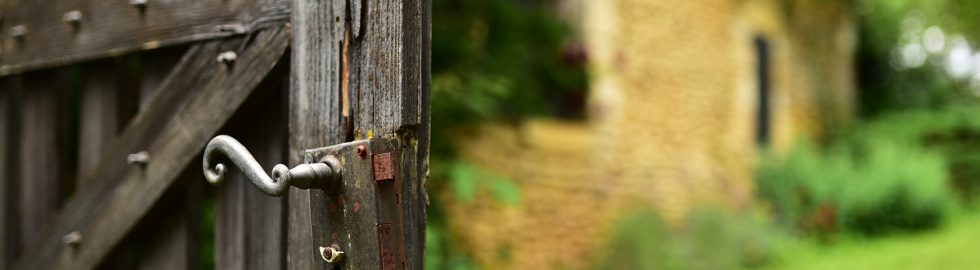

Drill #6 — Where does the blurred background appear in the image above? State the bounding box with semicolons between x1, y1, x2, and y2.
426;0;980;269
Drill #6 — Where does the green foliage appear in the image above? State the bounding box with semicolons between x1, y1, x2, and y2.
594;208;775;270
426;0;585;268
428;0;585;201
856;0;980;116
425;225;481;270
758;140;952;236
431;0;588;155
448;161;522;205
755;107;980;236
853;106;980;201
593;210;678;270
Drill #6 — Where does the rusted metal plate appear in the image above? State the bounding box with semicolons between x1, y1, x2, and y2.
377;223;395;270
372;152;395;181
304;138;407;269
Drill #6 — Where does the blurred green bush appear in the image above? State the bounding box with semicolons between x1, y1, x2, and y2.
758;138;951;236
594;208;775;270
758;106;980;237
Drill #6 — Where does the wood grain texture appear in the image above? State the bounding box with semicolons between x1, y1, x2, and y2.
139;46;188;108
0;0;290;75
216;76;287;270
18;70;74;254
135;207;194;270
12;25;289;270
77;58;135;270
0;81;6;270
288;0;343;268
78;59;125;184
348;0;430;268
134;47;199;270
0;77;19;269
291;0;430;268
302;138;411;270
97;166;204;270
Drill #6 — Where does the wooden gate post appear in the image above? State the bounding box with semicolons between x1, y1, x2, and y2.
289;0;431;269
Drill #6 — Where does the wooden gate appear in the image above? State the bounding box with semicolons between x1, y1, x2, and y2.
0;0;430;269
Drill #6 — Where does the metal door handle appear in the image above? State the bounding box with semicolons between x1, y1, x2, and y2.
203;135;341;196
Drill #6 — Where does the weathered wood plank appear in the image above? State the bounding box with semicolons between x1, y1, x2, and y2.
0;76;20;269
134;169;202;270
77;58;136;270
0;80;7;270
12;25;289;270
138;46;188;108
291;0;430;268
288;0;343;268
414;2;432;268
217;155;247;270
136;212;194;270
348;0;430;268
302;138;411;270
0;0;290;75
78;59;124;184
134;47;198;270
216;81;287;270
97;166;203;270
18;70;74;254
242;81;287;270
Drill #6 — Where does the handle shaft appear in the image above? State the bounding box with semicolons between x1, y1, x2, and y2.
203;135;336;196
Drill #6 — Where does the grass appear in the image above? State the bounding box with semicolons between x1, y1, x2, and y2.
764;210;980;270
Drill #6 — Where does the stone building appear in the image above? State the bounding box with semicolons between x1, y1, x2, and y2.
444;0;856;268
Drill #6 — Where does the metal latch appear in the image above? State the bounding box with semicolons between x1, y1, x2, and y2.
202;135;409;269
202;135;342;196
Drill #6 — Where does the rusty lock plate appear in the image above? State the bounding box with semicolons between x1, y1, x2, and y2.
304;138;407;269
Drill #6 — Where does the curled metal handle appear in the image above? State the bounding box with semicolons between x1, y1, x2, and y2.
203;135;339;196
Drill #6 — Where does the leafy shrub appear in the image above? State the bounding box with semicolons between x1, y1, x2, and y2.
758;131;954;236
836;140;952;235
593;210;679;270
861;106;980;202
593;208;775;270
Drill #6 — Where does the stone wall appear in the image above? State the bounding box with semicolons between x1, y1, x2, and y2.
444;0;856;268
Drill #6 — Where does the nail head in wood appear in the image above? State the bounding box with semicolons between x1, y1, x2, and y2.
126;151;150;165
63;231;82;247
130;0;148;8
216;51;238;64
356;145;367;158
63;10;83;25
9;25;27;39
215;24;246;34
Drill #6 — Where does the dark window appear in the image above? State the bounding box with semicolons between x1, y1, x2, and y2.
754;36;772;147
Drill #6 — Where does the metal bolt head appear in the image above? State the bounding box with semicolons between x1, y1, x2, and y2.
9;25;27;39
63;10;83;25
320;245;345;264
63;231;82;247
127;151;150;165
214;24;246;34
216;51;238;64
130;0;148;7
356;145;367;158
